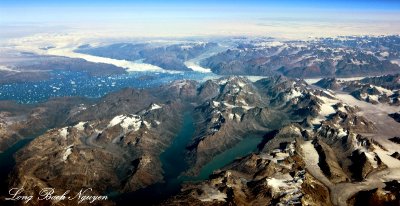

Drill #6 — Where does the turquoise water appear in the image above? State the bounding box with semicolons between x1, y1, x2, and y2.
184;136;263;181
159;112;195;180
160;113;263;183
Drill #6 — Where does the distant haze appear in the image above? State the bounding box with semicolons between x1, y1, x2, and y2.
1;0;400;40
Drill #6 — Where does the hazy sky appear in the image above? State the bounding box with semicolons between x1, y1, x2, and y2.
1;0;400;39
1;0;400;8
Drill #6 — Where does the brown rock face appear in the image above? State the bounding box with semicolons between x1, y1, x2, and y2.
164;138;307;206
8;102;183;205
348;180;400;206
0;97;91;153
301;173;332;206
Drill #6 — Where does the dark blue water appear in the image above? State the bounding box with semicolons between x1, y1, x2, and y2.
0;138;34;195
115;112;196;205
0;71;215;104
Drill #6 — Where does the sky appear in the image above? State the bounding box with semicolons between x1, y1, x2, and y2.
1;0;400;39
1;0;400;8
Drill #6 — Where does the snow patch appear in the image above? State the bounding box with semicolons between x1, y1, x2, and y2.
74;122;86;131
184;61;212;73
242;105;254;111
198;185;227;202
237;80;246;88
217;79;228;85
222;102;236;109
311;95;339;124
234;113;241;121
380;51;389;57
286;88;303;100
373;85;394;96
266;177;291;197
337;128;348;138
62;144;74;162
212;101;221;107
265;172;303;203
108;115;142;131
304;78;322;85
390;59;400;66
143;121;151;128
149;103;162;111
254;41;284;48
59;127;68;139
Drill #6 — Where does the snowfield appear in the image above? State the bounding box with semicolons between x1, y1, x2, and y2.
149;103;162;111
108;115;142;131
59;127;69;139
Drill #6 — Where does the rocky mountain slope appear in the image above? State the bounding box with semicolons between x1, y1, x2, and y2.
10;102;183;205
200;36;400;78
162;77;400;206
0;97;91;153
315;74;400;106
1;75;399;206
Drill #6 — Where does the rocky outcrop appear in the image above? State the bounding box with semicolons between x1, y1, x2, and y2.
389;136;400;144
313;139;349;183
389;112;400;123
314;75;400;106
301;173;332;206
186;76;319;175
187;77;270;174
0;97;90;153
315;122;386;183
9;102;183;205
348;180;400;206
314;78;342;90
360;74;400;90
